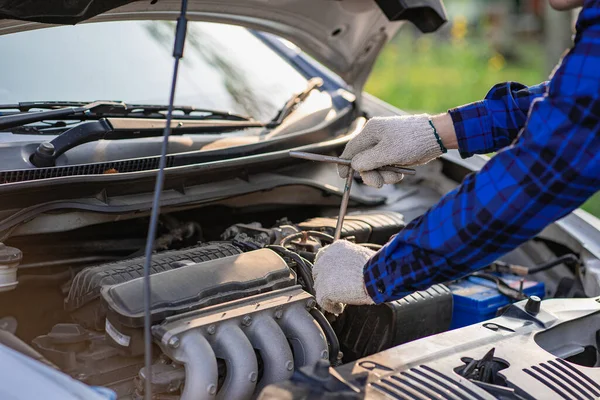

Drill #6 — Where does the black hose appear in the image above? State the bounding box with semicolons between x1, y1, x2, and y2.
528;254;580;274
279;231;334;247
267;245;314;294
19;256;121;269
18;270;73;285
309;308;340;365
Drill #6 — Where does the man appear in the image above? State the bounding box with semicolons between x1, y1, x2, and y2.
313;0;600;314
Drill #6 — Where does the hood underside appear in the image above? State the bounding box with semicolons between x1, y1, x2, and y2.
0;0;446;88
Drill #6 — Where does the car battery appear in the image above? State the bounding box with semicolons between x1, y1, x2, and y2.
448;274;545;329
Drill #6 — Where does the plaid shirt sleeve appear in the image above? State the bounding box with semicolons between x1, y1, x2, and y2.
363;1;600;303
449;81;548;158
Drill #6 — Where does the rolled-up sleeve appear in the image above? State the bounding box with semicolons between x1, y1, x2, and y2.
449;81;548;158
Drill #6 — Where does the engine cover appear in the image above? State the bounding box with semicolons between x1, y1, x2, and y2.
66;242;242;330
101;249;296;354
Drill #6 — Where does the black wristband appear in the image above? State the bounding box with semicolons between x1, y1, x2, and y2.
429;119;447;154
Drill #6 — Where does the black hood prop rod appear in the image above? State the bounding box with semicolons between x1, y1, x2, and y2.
140;1;188;399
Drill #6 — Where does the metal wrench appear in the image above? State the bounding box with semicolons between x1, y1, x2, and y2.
289;151;416;240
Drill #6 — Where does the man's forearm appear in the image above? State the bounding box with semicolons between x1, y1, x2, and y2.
431;113;458;150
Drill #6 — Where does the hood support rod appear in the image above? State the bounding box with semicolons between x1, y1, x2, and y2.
140;1;189;399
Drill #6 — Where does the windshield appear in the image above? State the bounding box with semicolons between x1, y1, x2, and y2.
0;21;308;121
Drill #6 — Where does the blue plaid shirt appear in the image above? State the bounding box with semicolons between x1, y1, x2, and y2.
364;1;600;303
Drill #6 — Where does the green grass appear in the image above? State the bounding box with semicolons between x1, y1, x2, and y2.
365;32;600;219
365;34;545;113
582;193;600;217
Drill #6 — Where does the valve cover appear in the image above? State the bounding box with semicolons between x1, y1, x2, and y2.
100;249;295;354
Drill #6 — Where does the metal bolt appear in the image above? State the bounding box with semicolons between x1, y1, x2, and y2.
274;309;283;319
518;279;524;297
241;315;253;326
207;384;217;395
321;350;329;359
306;298;317;309
37;142;55;156
285;360;294;371
168;336;180;349
207;325;216;335
249;372;257;382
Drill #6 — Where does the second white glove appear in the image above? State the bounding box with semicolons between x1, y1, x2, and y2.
339;114;443;187
312;240;375;314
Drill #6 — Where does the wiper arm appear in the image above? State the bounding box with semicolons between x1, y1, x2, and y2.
4;77;321;133
0;101;126;131
0;101;254;124
0;101;123;112
109;104;254;122
267;77;323;128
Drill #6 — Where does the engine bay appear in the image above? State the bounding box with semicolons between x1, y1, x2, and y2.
0;200;599;399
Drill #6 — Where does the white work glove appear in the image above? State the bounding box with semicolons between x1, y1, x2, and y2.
339;114;443;188
312;240;375;314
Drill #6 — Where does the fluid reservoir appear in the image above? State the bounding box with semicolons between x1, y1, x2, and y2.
0;243;22;292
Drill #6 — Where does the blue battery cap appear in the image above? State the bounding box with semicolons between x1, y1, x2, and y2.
448;274;545;329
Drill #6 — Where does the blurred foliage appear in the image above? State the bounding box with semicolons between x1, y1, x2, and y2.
365;30;545;113
365;26;600;217
582;195;600;217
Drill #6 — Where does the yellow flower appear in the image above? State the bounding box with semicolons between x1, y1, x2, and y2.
488;53;506;71
451;15;468;43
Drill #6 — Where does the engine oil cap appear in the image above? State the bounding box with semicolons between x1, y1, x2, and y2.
525;295;541;315
0;243;22;266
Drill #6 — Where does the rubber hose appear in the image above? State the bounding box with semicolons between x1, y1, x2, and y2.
528;254;580;274
309;308;340;365
267;246;314;294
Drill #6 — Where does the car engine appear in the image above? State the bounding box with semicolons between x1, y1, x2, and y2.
3;210;452;399
0;207;597;399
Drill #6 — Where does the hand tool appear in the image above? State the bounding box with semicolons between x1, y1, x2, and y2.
289;151;416;176
289;151;416;240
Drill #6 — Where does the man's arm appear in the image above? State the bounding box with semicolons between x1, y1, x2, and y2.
363;7;600;302
431;82;548;157
335;82;547;189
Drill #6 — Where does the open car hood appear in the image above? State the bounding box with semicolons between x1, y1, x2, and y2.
0;0;446;89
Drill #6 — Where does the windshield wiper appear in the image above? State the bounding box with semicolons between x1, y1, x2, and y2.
0;101;127;131
23;78;326;167
0;101;254;131
267;77;323;128
2;76;324;133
